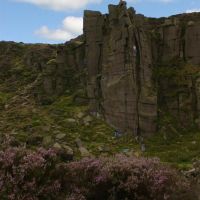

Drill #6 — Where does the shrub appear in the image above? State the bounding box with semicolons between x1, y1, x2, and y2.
0;147;197;200
65;155;196;200
0;147;63;200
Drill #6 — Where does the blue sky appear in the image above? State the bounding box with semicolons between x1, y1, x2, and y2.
0;0;200;44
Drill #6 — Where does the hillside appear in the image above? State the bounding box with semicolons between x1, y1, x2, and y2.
1;1;200;199
0;1;200;167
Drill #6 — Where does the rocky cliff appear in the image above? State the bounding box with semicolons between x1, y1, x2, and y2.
84;3;157;136
84;1;200;136
1;1;200;137
0;38;85;105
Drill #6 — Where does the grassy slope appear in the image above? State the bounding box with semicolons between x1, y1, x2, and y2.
0;89;140;157
144;131;200;170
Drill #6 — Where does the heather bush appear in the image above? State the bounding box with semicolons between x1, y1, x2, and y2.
65;155;196;200
0;147;63;200
0;147;197;200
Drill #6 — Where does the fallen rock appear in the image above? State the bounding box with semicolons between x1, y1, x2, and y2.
56;133;66;140
122;148;130;153
79;147;91;157
76;112;85;119
43;136;53;146
75;138;92;157
98;145;111;153
41;126;51;132
66;118;76;123
4;104;9;110
192;141;197;145
53;143;73;161
98;146;104;152
75;138;84;148
83;115;93;126
61;145;74;161
126;149;135;157
53;142;62;149
63;145;74;156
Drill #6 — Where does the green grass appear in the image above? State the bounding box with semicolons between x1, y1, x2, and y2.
144;130;200;169
0;91;12;109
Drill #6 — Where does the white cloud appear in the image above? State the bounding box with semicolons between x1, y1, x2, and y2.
15;0;102;11
149;0;173;2
186;8;200;13
62;16;83;35
127;0;173;2
35;16;83;41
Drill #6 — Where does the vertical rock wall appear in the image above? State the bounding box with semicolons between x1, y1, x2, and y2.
84;2;157;136
154;15;200;128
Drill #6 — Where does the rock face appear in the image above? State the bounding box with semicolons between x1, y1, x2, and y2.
84;2;157;136
153;15;200;129
1;1;200;136
84;1;200;136
38;37;85;103
0;38;85;104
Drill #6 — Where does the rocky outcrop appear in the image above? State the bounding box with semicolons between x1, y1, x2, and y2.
84;1;200;136
37;37;85;103
0;38;85;104
84;2;157;136
153;14;200;129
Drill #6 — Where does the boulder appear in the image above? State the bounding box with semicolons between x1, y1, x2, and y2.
83;115;93;126
75;138;92;157
66;118;77;123
55;133;66;140
43;136;53;146
53;143;74;161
